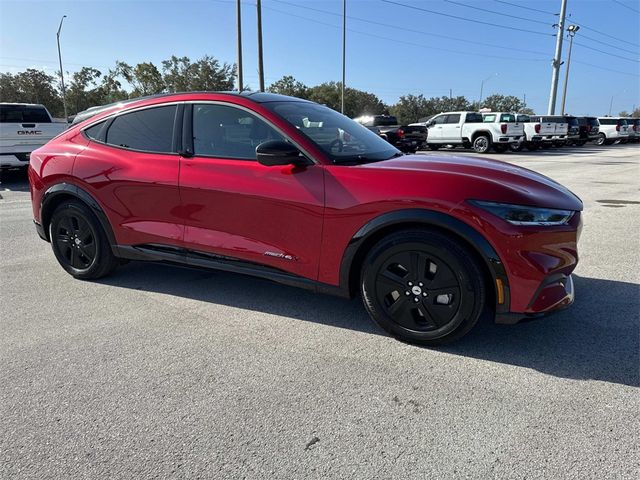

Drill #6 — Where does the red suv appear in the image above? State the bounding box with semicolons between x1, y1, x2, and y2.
29;92;582;345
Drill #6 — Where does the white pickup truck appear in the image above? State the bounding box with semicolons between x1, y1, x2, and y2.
0;103;67;170
425;111;523;153
525;115;568;149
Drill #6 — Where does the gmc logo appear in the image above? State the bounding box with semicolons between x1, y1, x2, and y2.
17;130;42;135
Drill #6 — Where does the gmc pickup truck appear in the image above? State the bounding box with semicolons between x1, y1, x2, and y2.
353;115;428;153
425;111;522;153
1;103;67;170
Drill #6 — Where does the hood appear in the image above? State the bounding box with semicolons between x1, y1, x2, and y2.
363;154;583;211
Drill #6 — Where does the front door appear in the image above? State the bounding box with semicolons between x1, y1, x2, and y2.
178;102;325;280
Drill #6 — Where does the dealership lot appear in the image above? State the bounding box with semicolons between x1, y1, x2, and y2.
1;145;638;478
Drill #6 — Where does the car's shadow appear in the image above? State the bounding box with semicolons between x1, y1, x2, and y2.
101;263;639;388
0;168;30;192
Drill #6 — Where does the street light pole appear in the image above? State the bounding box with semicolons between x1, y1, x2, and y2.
56;15;68;121
560;25;579;115
479;73;497;106
547;0;568;115
341;0;346;114
236;0;243;92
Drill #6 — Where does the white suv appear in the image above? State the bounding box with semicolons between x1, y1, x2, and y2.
595;117;629;145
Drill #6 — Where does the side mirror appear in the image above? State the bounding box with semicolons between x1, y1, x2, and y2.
256;140;306;166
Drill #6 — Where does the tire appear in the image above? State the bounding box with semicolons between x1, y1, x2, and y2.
472;135;491;153
49;200;119;280
510;142;524;152
493;144;508;153
427;144;440;151
594;133;606;146
360;229;486;346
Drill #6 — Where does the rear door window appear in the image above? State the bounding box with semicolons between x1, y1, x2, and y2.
105;105;177;153
465;113;483;123
445;114;461;124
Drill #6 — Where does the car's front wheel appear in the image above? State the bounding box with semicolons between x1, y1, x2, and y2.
361;229;486;345
49;200;119;279
594;133;606;146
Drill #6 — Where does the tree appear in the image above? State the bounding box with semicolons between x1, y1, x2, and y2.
389;94;431;125
306;81;386;118
268;75;309;98
480;94;525;112
161;55;235;92
619;110;629;117
0;69;63;117
633;107;640;117
115;61;165;97
66;67;105;115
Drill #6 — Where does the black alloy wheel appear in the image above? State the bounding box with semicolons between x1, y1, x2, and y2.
361;229;485;345
49;200;119;279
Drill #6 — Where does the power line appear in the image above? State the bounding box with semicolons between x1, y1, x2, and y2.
494;0;640;48
380;0;553;37
271;0;549;56
493;0;556;16
572;59;639;78
264;4;547;63
612;0;640;14
444;0;552;26
573;41;640;63
576;32;638;56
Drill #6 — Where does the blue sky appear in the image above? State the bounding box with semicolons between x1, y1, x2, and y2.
0;0;638;115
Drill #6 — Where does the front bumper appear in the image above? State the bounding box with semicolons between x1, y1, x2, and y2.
495;274;574;324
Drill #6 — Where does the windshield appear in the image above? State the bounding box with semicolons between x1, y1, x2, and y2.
264;101;400;163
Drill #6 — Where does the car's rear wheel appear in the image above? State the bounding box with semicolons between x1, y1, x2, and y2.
49;200;119;279
472;135;491;153
361;229;486;345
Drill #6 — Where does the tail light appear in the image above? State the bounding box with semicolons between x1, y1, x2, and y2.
500;124;508;134
535;123;541;133
616;124;620;132
396;129;405;139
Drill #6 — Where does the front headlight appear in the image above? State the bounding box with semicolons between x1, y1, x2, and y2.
470;200;575;226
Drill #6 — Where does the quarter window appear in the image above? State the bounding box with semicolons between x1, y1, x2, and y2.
105;105;177;153
192;104;284;160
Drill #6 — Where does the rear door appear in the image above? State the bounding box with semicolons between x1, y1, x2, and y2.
74;104;184;246
178;102;325;280
441;113;461;141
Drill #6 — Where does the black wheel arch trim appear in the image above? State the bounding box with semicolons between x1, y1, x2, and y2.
339;208;510;313
40;182;117;247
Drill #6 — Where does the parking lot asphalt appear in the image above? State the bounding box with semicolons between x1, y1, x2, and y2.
1;144;639;479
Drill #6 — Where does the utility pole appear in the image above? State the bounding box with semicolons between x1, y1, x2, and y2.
257;0;265;92
341;0;346;114
609;96;614;116
449;88;452;100
479;73;497;105
236;0;243;92
547;0;568;115
560;25;579;115
56;15;68;121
